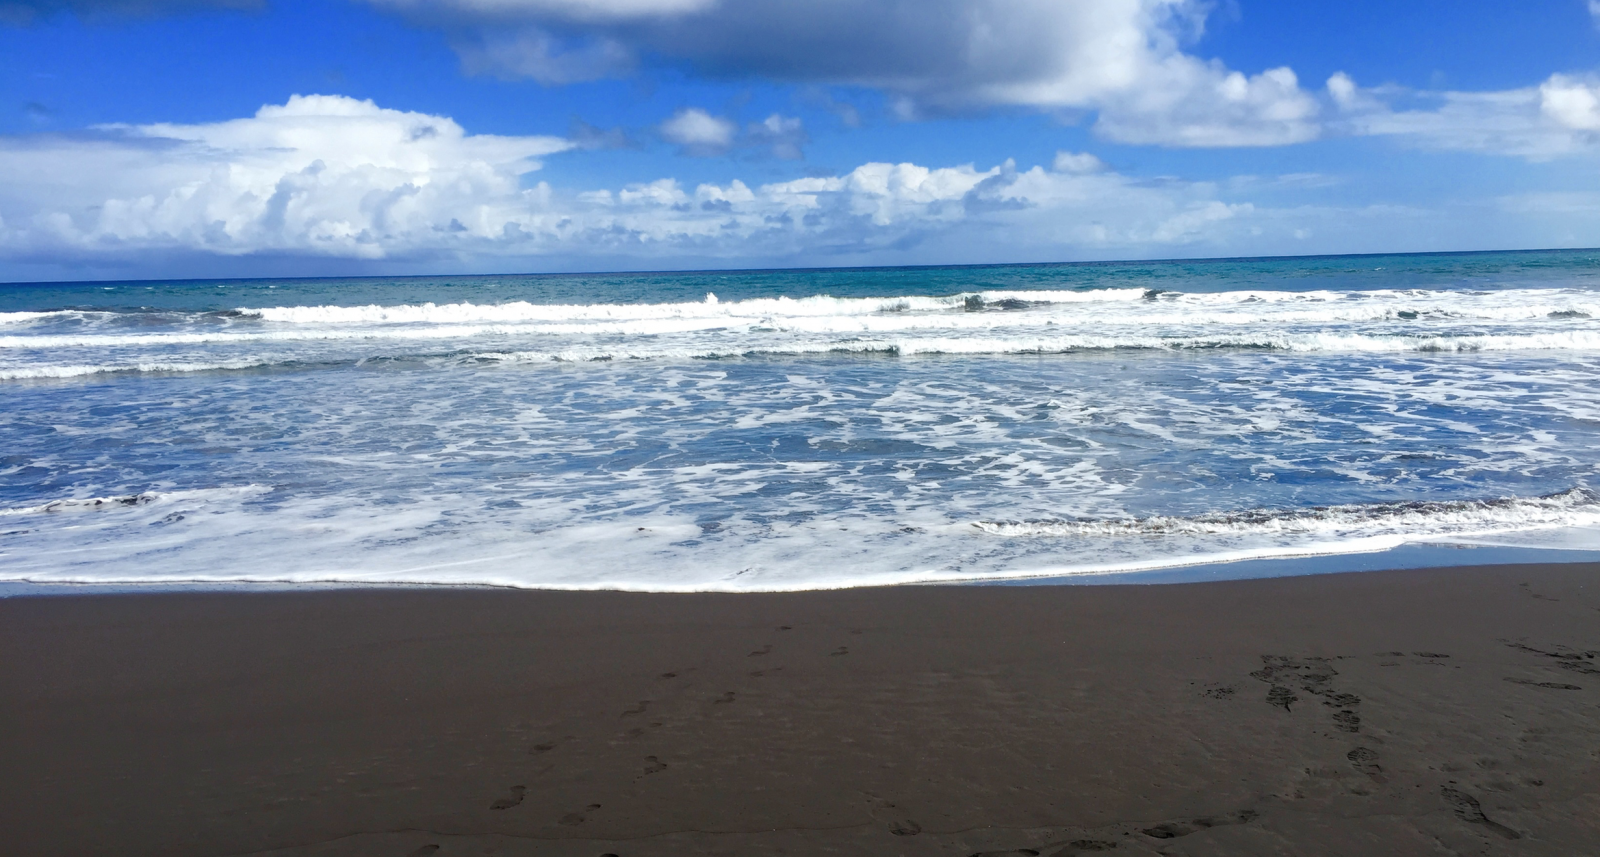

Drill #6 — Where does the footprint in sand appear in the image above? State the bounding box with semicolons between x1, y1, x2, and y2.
1054;841;1118;855
713;691;736;704
777;625;792;631
489;784;526;810
1505;677;1583;690
659;672;678;679
1143;809;1258;839
406;846;440;857
973;842;1119;857
1440;786;1520;839
830;646;849;656
748;644;772;657
1519;583;1560;602
1504;639;1600;676
558;803;602;826
620;700;650;717
1265;686;1298;711
642;755;667;775
1347;747;1384;780
1253;655;1362;730
861;793;919;836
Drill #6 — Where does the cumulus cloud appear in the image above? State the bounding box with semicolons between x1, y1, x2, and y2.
1327;71;1600;159
1052;151;1107;174
747;113;806;159
0;94;571;261
656;108;806;158
367;0;1320;148
657;107;737;155
0;94;1314;275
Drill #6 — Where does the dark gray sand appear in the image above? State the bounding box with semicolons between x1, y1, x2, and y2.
4;562;1600;856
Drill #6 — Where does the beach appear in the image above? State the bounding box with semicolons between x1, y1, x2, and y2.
6;560;1599;856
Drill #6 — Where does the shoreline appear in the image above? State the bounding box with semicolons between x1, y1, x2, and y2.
5;540;1600;598
5;559;1600;856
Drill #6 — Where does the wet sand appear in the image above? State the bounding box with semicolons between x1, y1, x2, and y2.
4;562;1600;856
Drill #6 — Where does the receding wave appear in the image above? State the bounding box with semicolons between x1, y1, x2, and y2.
0;485;270;516
471;329;1600;363
975;488;1600;538
8;327;1600;381
0;359;289;380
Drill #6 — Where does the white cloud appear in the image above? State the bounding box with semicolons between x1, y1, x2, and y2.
1590;0;1600;29
1052;151;1106;173
658;107;736;155
16;94;1600;280
0;94;1322;274
1541;74;1600;130
1327;72;1600;159
367;0;1320;148
0;94;571;260
747;114;807;159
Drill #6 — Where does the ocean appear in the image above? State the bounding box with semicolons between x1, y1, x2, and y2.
3;250;1600;591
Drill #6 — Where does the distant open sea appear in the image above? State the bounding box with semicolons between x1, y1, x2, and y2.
3;250;1600;591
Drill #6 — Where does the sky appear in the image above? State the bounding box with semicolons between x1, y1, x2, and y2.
3;1;1600;281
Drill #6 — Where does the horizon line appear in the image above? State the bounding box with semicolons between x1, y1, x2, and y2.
4;245;1597;289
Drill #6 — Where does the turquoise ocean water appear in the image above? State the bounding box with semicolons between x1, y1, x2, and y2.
3;250;1600;591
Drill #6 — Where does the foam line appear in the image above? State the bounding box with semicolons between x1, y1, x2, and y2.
976;488;1600;538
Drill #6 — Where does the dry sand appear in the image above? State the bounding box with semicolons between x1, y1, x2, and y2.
4;562;1600;856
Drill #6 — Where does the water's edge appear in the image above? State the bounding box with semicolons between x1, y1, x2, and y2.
5;542;1598;598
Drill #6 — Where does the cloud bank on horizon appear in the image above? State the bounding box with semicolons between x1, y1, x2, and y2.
4;0;1600;279
0;93;1272;268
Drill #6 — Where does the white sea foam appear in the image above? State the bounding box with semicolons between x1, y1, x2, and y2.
0;493;159;515
238;289;1152;325
975;488;1600;539
5;275;1600;593
0;310;57;325
8;328;1600;381
0;485;270;516
0;359;283;380
1;286;1596;375
234;287;1599;326
7;323;1600;357
469;329;1600;363
3;346;1597;591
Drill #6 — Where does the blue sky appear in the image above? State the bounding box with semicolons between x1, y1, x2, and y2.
2;0;1600;281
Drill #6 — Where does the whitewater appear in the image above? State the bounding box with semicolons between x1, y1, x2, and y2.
3;250;1599;590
